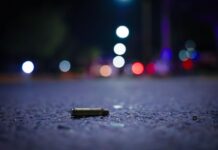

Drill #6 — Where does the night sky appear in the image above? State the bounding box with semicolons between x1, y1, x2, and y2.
0;0;141;58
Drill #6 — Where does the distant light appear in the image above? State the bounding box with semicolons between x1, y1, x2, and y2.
154;61;170;75
182;59;193;70
59;60;71;72
113;56;125;68
131;62;144;75
161;48;172;61
145;63;155;75
113;43;126;55
99;65;112;77
178;49;189;61
116;0;131;2
115;0;132;5
116;26;129;38
187;50;198;60
22;61;34;74
185;40;196;51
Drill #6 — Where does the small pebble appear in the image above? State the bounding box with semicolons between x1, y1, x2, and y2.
110;122;125;128
113;105;123;109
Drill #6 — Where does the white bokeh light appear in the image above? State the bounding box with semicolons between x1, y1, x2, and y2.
113;56;125;68
22;61;34;74
113;43;126;55
59;60;71;72
116;26;129;38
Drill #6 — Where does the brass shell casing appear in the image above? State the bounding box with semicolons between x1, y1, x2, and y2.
71;108;109;118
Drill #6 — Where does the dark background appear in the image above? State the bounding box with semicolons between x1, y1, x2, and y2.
0;0;217;74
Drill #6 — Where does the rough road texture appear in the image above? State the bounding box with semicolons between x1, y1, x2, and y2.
0;77;218;150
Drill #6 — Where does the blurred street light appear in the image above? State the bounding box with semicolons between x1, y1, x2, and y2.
114;0;132;5
116;25;129;38
113;56;125;68
116;0;132;2
185;40;196;51
59;60;71;72
22;61;34;74
131;62;144;75
99;65;112;77
113;43;126;55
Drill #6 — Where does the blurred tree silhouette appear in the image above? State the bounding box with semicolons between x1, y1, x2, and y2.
4;9;67;59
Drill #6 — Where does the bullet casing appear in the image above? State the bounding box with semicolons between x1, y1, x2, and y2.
71;108;109;118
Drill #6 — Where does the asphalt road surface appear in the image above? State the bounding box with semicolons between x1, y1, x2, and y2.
0;76;218;150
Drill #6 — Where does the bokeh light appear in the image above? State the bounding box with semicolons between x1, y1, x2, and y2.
179;49;189;61
187;50;198;60
113;56;125;68
185;40;196;51
154;61;170;75
113;43;126;55
99;65;112;77
131;62;144;75
22;61;34;74
116;0;132;2
145;63;155;75
59;60;71;72
182;59;193;70
116;26;129;38
161;48;172;61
